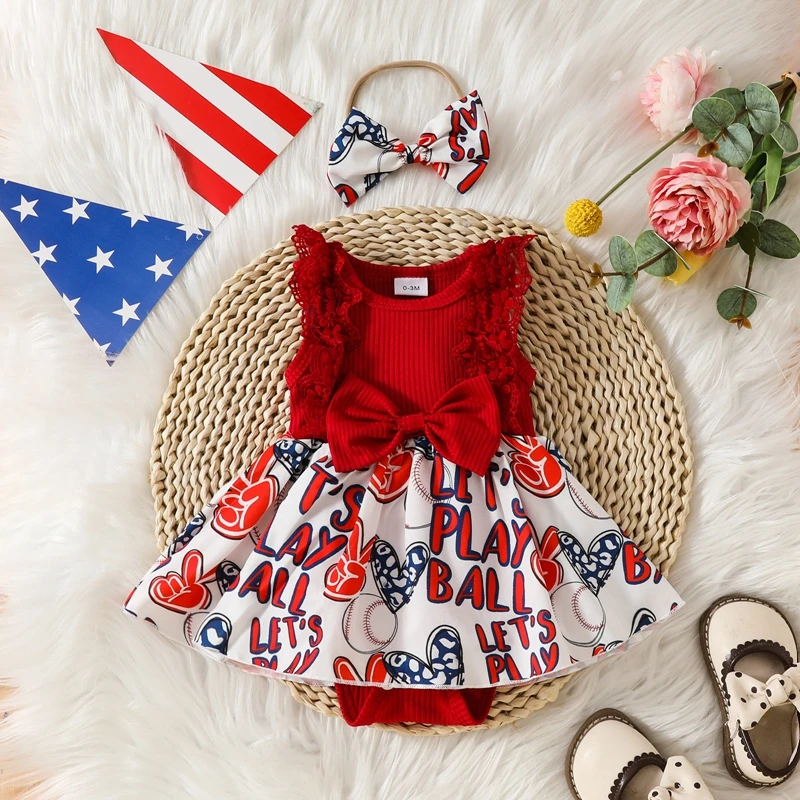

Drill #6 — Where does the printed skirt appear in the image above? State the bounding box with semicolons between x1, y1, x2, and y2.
125;435;683;688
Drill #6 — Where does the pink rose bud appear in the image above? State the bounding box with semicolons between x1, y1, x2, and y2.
647;154;752;256
641;47;730;139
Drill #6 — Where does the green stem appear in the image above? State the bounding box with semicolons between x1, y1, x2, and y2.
772;77;798;117
602;248;671;277
781;86;796;120
744;253;756;290
712;109;748;143
738;253;757;326
596;126;691;206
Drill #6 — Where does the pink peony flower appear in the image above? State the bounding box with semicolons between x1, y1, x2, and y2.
647;153;751;256
641;47;730;139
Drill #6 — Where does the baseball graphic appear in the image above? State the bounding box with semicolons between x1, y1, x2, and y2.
411;457;437;505
410;440;451;507
550;582;606;647
183;611;209;646
567;472;612;519
342;593;398;654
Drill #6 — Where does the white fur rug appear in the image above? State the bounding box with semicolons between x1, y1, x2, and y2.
3;1;800;798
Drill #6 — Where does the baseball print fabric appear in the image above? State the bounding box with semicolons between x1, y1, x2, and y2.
124;434;682;688
328;91;490;206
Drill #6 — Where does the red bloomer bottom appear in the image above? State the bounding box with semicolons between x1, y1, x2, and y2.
335;684;496;727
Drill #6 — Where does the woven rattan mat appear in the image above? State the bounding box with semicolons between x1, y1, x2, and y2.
150;207;693;734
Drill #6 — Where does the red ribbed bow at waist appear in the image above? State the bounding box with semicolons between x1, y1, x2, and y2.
326;373;501;476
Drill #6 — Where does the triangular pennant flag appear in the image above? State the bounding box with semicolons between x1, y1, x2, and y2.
98;29;321;225
0;179;208;365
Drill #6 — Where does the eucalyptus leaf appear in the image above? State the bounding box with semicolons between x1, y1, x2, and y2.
608;235;637;274
752;181;765;210
692;96;736;139
753;177;787;210
745;83;781;135
781;151;800;175
713;87;746;116
717;287;757;320
732;284;770;299
736;221;760;257
606;274;637;313
764;135;783;206
772;119;798;152
634;230;677;277
659;239;693;271
757;219;800;258
715;123;753;167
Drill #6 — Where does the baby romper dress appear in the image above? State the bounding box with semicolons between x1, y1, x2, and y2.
125;225;683;725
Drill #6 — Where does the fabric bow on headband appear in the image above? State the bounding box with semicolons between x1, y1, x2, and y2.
328;61;490;206
725;664;800;734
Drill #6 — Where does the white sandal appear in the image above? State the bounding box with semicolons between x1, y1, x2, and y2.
701;594;800;787
566;708;714;799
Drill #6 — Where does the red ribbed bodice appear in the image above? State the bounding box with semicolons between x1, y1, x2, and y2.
286;225;537;442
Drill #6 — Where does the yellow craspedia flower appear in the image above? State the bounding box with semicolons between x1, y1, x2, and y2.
564;199;603;238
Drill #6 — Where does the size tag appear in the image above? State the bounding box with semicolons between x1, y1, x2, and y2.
394;277;429;297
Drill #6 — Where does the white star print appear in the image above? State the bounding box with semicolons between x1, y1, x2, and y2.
122;210;148;227
92;339;111;356
145;255;173;281
113;298;140;326
62;198;90;224
176;223;204;240
31;241;57;266
62;294;80;316
87;246;115;273
11;195;38;221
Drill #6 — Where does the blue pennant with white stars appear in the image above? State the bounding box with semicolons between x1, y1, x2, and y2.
0;179;209;365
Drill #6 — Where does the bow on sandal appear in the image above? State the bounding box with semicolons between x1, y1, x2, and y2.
649;758;714;799
725;665;800;734
701;595;800;787
566;709;714;800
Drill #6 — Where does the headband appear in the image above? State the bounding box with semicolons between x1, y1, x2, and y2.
328;61;490;206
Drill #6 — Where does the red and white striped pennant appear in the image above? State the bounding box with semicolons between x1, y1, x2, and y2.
98;29;321;226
